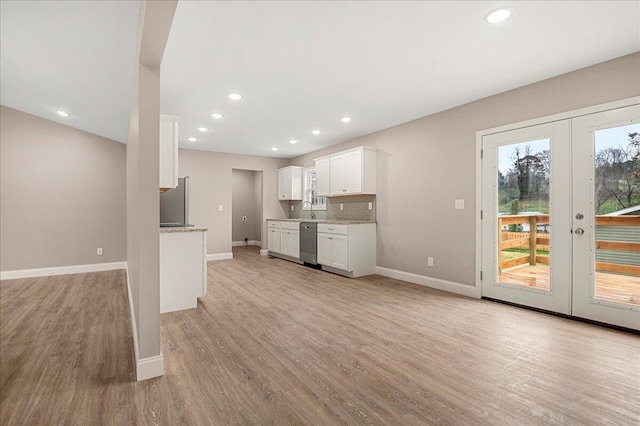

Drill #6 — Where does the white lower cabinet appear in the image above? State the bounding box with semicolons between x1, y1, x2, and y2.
268;227;281;253
160;230;207;313
281;229;300;258
268;221;300;259
268;220;375;277
318;233;348;270
317;223;376;277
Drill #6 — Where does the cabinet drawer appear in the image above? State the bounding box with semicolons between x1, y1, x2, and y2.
318;223;348;235
281;221;300;230
268;221;281;228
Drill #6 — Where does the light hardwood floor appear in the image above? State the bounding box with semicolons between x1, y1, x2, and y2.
2;246;639;424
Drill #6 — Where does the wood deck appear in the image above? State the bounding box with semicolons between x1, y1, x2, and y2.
499;263;640;306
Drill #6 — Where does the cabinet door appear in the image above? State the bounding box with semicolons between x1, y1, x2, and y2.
345;150;362;194
280;230;292;256
330;155;346;195
278;168;291;200
281;230;300;258
159;116;179;189
317;233;333;265
268;228;281;253
315;158;330;196
331;234;349;270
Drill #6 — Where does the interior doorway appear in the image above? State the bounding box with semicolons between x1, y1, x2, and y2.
231;169;263;250
480;102;640;330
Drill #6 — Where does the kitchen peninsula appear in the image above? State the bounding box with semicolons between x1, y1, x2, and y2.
160;227;207;313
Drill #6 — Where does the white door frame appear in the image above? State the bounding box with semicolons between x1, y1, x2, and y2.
475;97;640;298
571;105;640;329
481;120;572;313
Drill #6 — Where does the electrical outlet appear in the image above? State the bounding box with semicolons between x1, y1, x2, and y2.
242;216;247;221
455;199;465;210
368;202;373;210
97;248;103;256
428;257;434;267
340;203;344;211
218;204;223;211
291;205;294;211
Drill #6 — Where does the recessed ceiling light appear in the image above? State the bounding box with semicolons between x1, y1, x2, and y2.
57;110;70;117
271;147;278;151
311;130;321;135
210;113;223;119
341;117;352;123
289;139;298;144
227;93;242;101
188;137;197;142
485;8;512;24
197;127;208;132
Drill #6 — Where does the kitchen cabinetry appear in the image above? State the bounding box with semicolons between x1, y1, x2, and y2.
317;223;376;277
267;220;301;260
314;146;376;196
278;166;303;200
315;158;330;197
160;228;207;313
160;114;179;190
267;221;281;253
280;222;300;258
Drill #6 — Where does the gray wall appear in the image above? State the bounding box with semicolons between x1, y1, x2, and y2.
232;169;262;242
253;171;263;242
290;52;640;287
126;0;177;365
0;106;126;271
179;149;288;255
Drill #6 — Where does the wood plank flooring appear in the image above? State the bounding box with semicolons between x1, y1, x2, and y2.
2;246;639;424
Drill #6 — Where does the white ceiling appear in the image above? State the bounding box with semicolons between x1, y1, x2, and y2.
0;1;140;143
2;1;639;159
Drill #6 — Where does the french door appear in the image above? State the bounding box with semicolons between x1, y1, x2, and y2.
482;104;640;330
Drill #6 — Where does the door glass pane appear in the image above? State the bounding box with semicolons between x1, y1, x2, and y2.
593;124;640;306
497;139;551;290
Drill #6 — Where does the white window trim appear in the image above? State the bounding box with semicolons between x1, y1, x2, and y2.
302;167;327;211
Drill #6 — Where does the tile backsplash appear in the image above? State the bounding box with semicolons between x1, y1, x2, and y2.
289;195;376;222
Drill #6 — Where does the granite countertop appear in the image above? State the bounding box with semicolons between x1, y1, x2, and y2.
160;227;208;233
267;219;376;224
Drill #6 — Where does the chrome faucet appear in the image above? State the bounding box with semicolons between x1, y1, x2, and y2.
302;200;315;219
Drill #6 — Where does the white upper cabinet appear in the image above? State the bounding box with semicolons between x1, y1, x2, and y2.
315;158;330;197
315;146;376;196
159;114;179;190
278;166;303;200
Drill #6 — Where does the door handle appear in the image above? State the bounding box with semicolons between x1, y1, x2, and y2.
575;228;584;235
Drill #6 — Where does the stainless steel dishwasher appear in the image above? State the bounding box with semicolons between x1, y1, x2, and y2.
300;222;318;265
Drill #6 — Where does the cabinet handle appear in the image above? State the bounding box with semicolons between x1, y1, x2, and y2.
343;189;346;192
328;228;334;230
329;237;333;240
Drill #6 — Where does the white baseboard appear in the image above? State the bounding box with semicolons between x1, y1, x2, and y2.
125;267;140;375
206;252;233;261
126;266;164;382
0;261;127;280
375;266;480;299
136;354;165;382
260;249;269;256
232;240;262;247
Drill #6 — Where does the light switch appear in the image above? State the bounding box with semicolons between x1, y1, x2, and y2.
455;199;465;210
291;205;294;211
340;203;344;211
218;205;223;211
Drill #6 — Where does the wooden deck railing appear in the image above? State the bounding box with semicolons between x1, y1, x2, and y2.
498;214;640;275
